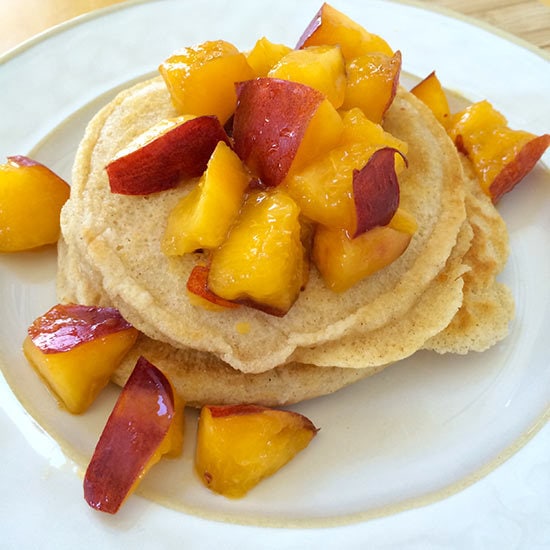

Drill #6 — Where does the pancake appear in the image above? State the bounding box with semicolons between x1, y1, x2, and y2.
59;77;467;374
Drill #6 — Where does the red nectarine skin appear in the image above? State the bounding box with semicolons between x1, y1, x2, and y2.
27;303;134;354
106;115;230;195
84;356;177;514
232;78;325;187
353;147;406;237
186;265;240;309
489;133;550;203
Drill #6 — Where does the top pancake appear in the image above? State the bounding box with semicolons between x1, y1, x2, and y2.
60;76;466;374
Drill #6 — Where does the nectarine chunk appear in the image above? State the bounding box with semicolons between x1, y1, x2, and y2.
84;356;183;514
159;40;255;123
208;189;306;316
341;50;402;124
447;100;550;202
233;77;334;187
246;37;292;77
313;210;415;293
0;156;69;252
410;71;451;128
268;45;347;108
162;141;250;255
296;2;393;60
23;304;138;414
106;115;230;195
195;404;318;498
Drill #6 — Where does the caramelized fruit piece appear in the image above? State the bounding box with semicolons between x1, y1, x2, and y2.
246;37;292;77
448;100;550;202
0;156;69;252
233;77;342;187
159;40;255;123
23;304;138;414
341;50;402;124
313;208;416;293
162;141;250;255
296;2;393;59
84;356;184;514
195;404;318;498
106;115;230;195
268;45;346;108
208;189;306;316
410;71;450;128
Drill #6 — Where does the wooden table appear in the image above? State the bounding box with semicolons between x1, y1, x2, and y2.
1;0;549;56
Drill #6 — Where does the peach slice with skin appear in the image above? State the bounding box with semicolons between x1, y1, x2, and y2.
0;155;70;252
313;208;417;293
246;37;292;77
23;303;138;414
106;115;230;195
162;141;251;255
447;100;550;202
207;189;306;317
268;44;347;109
159;40;255;123
232;77;343;187
296;2;393;60
341;50;402;124
410;71;451;128
195;404;318;499
84;356;184;514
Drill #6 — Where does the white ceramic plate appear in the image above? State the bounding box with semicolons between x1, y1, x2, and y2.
1;0;549;547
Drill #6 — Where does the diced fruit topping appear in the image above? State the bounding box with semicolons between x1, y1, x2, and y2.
106;115;230;195
0;155;70;252
341;50;402;124
352;147;404;237
23;304;138;414
162;141;251;255
207;189;306;316
447;100;550;202
195;404;318;498
268;45;346;108
312;211;416;293
84;356;184;514
232;77;337;187
410;71;450;128
159;40;255;123
296;2;393;59
246;37;292;77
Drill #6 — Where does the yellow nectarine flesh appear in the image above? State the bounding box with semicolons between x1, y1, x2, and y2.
341;50;402;124
448;100;550;202
410;71;451;128
296;2;393;60
162;141;250;255
208;189;306;316
246;37;292;77
23;304;138;414
195;404;318;498
268;45;347;108
312;214;414;293
0;156;69;252
159;40;255;123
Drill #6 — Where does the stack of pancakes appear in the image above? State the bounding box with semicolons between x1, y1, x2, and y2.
57;77;514;407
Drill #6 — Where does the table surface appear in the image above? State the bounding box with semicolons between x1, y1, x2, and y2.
1;0;549;56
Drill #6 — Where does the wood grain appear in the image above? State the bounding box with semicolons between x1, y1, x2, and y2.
1;0;548;55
